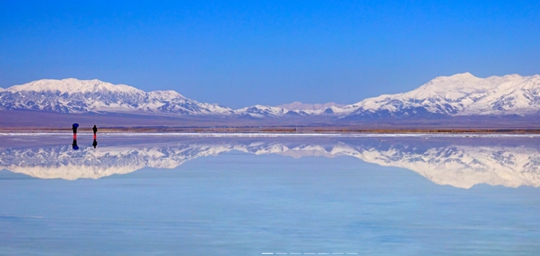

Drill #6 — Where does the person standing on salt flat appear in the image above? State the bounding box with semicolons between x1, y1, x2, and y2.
93;125;98;140
72;123;79;139
71;123;79;150
92;125;98;149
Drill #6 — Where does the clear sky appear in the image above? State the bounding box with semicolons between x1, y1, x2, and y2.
1;0;539;108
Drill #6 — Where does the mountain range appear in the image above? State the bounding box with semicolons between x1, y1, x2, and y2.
1;137;539;188
1;73;540;126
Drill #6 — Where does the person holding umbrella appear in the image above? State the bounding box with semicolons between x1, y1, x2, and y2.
72;123;79;139
71;123;79;150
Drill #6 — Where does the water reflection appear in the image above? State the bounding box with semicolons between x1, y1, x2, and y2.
1;136;540;188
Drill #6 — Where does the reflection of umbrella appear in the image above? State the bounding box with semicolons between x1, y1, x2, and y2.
72;123;79;128
72;145;79;150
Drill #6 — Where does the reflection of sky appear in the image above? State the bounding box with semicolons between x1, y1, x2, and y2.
1;150;539;255
1;136;540;254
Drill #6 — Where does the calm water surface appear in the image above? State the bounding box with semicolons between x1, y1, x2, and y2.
1;135;539;255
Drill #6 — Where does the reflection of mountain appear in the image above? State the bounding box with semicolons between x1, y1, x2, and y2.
0;143;232;180
1;137;540;188
350;145;540;189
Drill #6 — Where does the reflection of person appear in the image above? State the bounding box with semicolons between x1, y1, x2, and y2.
92;139;98;149
72;139;79;150
93;125;98;140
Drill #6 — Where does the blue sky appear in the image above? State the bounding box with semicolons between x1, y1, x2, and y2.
1;1;539;108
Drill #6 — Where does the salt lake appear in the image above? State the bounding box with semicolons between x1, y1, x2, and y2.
1;134;539;255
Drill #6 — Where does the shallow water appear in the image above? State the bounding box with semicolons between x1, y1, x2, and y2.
1;135;539;255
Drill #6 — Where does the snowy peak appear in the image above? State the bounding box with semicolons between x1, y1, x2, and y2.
234;105;293;118
147;90;186;100
7;78;145;95
0;78;232;115
346;73;540;118
3;73;540;120
439;72;476;80
238;72;540;119
234;102;355;118
276;102;345;111
416;72;489;94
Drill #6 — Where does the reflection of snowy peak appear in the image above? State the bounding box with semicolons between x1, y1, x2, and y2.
0;143;232;180
350;145;540;189
247;142;540;188
1;138;539;188
0;78;233;115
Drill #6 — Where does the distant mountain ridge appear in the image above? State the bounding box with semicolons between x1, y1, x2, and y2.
0;78;233;115
346;72;540;119
1;73;540;120
276;101;345;111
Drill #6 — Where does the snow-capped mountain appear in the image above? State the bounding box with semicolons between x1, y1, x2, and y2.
276;102;345;111
232;104;337;118
345;73;540;119
233;105;299;118
234;73;540;119
0;78;233;115
2;73;540;120
234;103;356;118
1;138;539;188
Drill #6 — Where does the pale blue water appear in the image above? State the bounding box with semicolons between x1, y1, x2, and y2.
1;135;539;255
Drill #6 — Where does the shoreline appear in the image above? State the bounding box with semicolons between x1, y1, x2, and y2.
1;127;540;135
2;130;540;138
